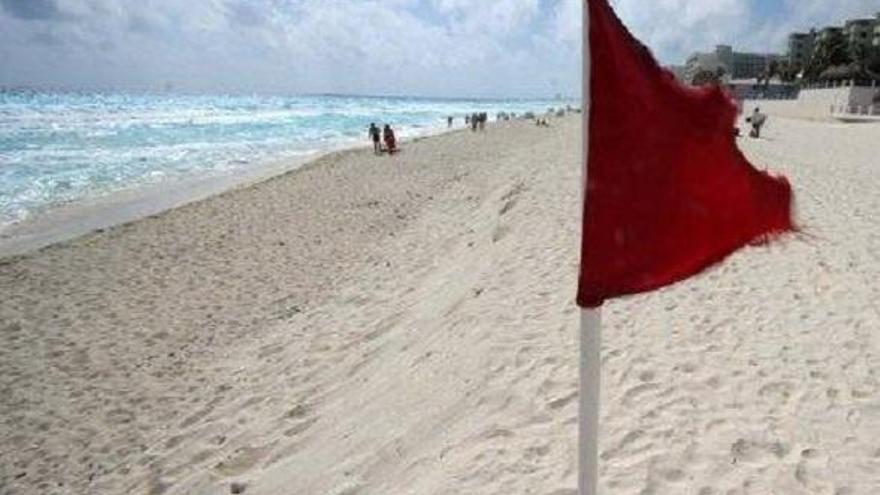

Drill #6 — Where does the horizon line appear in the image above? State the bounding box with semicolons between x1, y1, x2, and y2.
0;85;581;102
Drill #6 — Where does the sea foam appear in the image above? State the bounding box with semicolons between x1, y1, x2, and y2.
0;91;569;228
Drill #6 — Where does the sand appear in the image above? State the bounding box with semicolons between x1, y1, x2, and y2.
1;115;879;494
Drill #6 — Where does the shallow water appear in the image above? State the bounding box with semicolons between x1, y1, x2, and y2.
0;91;568;229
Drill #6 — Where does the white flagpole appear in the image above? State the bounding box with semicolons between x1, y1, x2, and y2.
579;309;601;494
579;2;601;495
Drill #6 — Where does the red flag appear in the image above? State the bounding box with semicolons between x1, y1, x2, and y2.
577;0;795;308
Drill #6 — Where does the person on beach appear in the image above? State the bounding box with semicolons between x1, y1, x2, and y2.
447;116;453;128
368;123;382;154
383;124;397;154
470;113;478;132
747;108;767;138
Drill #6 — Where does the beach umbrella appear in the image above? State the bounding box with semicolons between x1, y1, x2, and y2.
576;1;795;493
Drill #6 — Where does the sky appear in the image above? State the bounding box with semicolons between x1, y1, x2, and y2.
0;0;878;98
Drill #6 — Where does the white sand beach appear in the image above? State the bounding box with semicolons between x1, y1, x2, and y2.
1;115;879;494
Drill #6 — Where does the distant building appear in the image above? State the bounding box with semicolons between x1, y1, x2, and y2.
683;13;880;87
729;51;786;81
843;18;876;58
791;15;879;65
817;26;844;43
788;31;816;68
684;45;782;83
684;50;726;83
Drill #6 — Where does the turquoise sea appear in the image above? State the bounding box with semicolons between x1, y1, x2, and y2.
0;91;568;229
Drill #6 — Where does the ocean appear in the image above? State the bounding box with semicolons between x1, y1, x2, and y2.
0;91;569;231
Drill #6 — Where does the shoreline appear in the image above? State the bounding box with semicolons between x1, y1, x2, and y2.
0;123;466;258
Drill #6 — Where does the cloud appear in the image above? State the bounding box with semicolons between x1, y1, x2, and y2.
225;0;275;28
781;0;878;25
431;0;541;36
552;0;582;45
3;0;873;97
0;0;61;20
0;0;580;97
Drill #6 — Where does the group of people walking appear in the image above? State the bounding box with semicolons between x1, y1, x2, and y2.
369;110;501;156
447;113;488;131
368;123;397;155
465;112;488;131
370;104;766;160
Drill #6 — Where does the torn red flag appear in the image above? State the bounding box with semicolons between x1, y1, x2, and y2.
577;0;795;308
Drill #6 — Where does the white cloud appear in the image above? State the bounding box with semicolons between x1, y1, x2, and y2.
2;0;876;96
552;0;582;45
0;0;579;97
781;0;879;25
432;0;541;36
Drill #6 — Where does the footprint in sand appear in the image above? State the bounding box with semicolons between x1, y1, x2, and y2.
333;484;364;495
105;408;136;425
794;447;832;491
638;370;656;382
522;443;551;461
547;391;578;411
280;403;318;437
283;417;318;438
758;381;793;404
600;429;646;461
846;409;860;426
180;404;217;428
705;418;728;433
214;443;277;477
661;468;686;482
492;224;511;243
284;404;309;419
730;438;789;464
621;383;660;406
